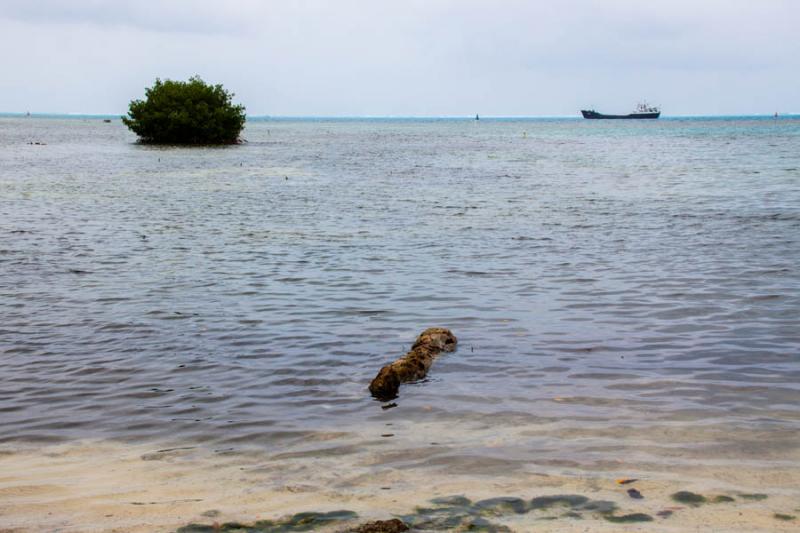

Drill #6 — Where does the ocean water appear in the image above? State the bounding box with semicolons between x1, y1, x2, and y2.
1;115;799;473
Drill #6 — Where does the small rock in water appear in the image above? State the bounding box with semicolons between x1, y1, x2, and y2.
656;510;674;518
627;488;644;499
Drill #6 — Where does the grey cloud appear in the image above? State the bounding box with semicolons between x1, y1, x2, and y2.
0;0;250;34
0;0;798;115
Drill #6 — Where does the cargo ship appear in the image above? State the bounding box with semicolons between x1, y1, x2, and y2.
581;102;660;119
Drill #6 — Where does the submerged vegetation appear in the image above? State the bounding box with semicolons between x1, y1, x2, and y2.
177;488;775;532
122;76;245;144
671;491;707;506
177;510;358;532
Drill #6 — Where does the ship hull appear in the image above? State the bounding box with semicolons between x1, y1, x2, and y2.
581;110;660;119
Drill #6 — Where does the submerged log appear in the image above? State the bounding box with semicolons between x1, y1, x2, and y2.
369;327;457;401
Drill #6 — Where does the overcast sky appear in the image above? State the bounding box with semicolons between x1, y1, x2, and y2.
1;0;797;116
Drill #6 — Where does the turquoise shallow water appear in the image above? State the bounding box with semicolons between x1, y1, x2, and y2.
0;116;799;470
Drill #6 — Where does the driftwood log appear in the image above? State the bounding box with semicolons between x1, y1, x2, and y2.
369;327;457;400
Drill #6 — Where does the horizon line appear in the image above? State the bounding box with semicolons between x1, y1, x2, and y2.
1;111;797;119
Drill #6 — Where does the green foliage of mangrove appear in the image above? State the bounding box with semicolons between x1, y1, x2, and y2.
122;76;246;144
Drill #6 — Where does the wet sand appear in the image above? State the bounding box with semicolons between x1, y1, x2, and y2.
1;437;798;532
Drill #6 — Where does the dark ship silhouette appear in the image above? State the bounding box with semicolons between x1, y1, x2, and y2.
581;102;660;119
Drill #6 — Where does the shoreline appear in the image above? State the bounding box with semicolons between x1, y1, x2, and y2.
2;113;799;121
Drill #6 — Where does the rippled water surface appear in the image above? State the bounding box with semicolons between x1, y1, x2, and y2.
2;116;799;469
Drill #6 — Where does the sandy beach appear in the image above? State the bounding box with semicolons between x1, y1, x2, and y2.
1;430;798;532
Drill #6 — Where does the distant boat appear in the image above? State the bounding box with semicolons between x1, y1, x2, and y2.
475;114;480;121
103;119;111;123
581;102;660;119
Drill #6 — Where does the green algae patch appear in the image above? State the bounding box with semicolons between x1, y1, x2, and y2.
671;491;707;506
430;495;472;507
529;495;589;511
459;517;512;532
740;493;768;501
176;510;358;533
473;497;528;515
774;514;796;521
407;493;617;530
604;513;654;523
402;507;469;531
711;495;735;503
178;525;248;533
575;499;617;514
404;495;522;531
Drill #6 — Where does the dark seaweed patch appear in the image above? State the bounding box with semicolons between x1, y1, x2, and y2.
577;499;617;514
406;493;619;530
459;517;512;532
401;509;466;531
350;519;409;533
711;495;735;503
430;495;472;507
177;510;358;532
740;493;768;501
671;491;707;506
529;495;589;510
604;513;654;523
774;514;796;521
473;497;528;515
